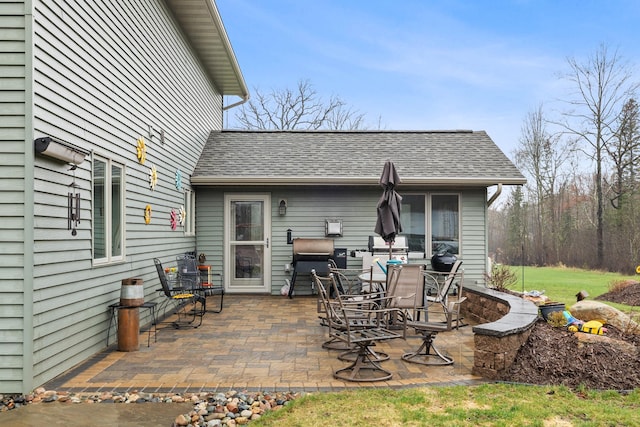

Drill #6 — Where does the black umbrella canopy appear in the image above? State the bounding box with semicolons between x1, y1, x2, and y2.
374;160;403;249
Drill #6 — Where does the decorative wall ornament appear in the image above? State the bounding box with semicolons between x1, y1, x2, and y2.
68;190;80;236
178;205;186;226
175;169;182;190
136;137;146;164
170;209;178;230
68;164;81;236
149;164;158;190
144;205;152;224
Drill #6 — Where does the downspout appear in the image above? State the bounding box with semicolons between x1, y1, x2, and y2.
487;183;502;207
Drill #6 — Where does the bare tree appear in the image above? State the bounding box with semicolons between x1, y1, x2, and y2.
605;98;640;272
607;98;640;208
515;104;571;264
232;79;368;130
556;44;639;267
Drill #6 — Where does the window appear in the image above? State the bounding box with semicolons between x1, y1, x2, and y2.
431;194;459;255
93;156;125;264
400;193;460;256
184;189;196;235
401;194;426;253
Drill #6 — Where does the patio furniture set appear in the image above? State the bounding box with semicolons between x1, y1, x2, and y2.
314;259;465;382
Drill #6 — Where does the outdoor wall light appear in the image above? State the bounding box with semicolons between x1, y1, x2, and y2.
325;218;343;237
279;199;287;216
34;137;89;165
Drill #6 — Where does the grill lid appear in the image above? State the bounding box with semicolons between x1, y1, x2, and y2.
368;235;408;253
292;238;334;258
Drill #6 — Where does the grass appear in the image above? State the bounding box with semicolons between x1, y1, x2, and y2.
508;265;638;312
252;384;640;426
249;266;640;426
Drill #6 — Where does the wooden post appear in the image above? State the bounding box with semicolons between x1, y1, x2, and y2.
117;307;140;351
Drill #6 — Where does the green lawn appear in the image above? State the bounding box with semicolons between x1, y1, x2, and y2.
508;265;638;312
252;384;640;426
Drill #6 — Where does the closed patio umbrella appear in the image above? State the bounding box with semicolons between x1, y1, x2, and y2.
374;160;403;258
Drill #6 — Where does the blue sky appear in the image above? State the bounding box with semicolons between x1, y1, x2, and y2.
217;1;640;156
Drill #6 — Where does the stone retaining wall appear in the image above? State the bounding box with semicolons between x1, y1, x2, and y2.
460;285;539;379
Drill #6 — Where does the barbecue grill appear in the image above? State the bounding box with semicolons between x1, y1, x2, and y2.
289;238;335;298
368;235;408;257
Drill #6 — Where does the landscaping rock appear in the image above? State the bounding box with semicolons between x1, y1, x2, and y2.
569;300;640;334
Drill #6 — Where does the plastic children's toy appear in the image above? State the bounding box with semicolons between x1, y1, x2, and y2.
563;310;607;335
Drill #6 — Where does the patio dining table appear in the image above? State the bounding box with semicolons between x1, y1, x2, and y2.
358;272;387;293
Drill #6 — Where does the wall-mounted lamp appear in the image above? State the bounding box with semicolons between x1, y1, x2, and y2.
34;137;89;165
279;199;287;216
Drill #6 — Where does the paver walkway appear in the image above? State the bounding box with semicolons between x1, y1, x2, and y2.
44;295;486;393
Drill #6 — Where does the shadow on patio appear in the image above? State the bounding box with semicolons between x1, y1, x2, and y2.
44;295;485;393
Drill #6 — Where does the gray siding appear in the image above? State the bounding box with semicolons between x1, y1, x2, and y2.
196;186;489;296
0;0;29;394
26;0;223;391
460;188;489;286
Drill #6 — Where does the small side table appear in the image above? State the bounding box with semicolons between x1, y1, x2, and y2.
107;302;158;348
198;264;212;285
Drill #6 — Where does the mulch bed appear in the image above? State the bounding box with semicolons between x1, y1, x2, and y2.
500;283;640;390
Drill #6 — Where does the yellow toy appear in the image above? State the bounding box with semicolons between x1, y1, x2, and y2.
567;320;606;335
563;311;607;335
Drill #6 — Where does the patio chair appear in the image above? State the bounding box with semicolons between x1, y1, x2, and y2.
313;270;382;356
177;254;224;313
401;310;455;366
154;258;205;328
313;270;354;351
326;261;384;309
176;254;201;289
327;259;372;296
316;271;406;382
384;264;423;327
424;260;466;329
398;263;456;365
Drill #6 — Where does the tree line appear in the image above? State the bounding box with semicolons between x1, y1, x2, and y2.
490;44;640;274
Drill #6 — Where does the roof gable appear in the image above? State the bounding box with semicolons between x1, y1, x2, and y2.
192;130;526;187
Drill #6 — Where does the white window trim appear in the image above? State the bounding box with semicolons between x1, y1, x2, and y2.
92;154;126;265
184;189;196;236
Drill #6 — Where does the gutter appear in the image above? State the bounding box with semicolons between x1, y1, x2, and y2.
191;177;526;187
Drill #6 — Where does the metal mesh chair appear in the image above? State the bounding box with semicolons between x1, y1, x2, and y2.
154;258;205;328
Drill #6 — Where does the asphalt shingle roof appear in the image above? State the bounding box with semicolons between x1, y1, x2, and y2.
192;130;526;187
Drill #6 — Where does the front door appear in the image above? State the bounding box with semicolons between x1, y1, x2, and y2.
224;194;271;293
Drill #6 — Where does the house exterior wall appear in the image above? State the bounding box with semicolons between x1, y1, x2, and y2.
196;186;489;295
1;0;31;395
0;0;225;394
